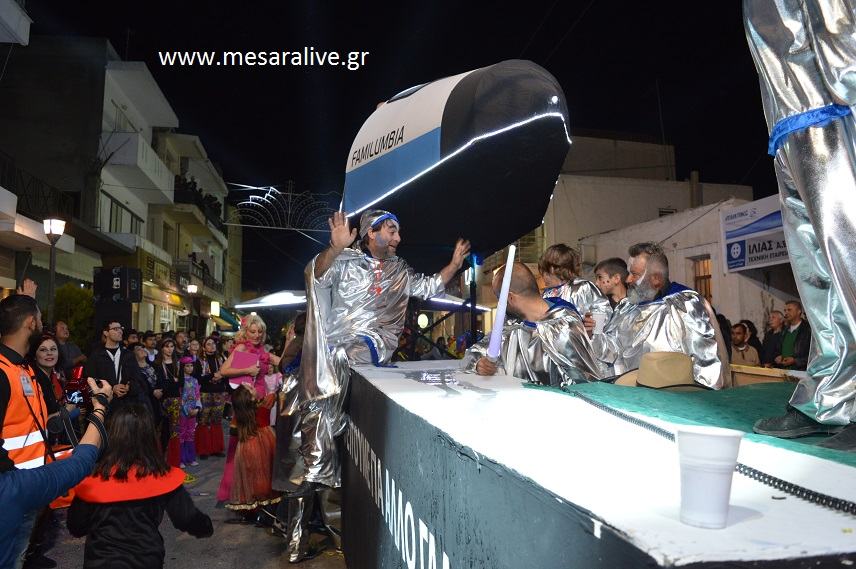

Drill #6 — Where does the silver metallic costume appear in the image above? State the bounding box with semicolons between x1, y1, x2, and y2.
462;299;607;386
543;278;612;318
745;0;856;424
595;283;728;389
295;214;443;486
282;210;444;560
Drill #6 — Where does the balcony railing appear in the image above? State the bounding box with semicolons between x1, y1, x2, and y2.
144;252;178;291
175;259;224;295
174;176;226;234
0;149;76;220
100;132;174;203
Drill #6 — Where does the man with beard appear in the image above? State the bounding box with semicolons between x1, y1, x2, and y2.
282;209;470;561
0;281;56;567
597;246;729;389
463;262;606;385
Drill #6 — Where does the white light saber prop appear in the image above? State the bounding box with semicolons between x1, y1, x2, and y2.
487;245;516;359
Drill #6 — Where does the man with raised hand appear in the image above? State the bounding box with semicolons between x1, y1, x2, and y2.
283;209;469;562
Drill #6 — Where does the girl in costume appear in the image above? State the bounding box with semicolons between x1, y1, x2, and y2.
225;385;279;516
153;339;181;467
197;336;227;459
67;402;212;568
179;356;201;468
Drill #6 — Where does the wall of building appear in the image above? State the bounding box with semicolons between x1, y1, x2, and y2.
186;158;228;202
99;169;150;226
102;72;155;145
561;135;677;180
0;36;116;224
578;198;797;331
225;203;243;307
543;174;754;251
32;246;101;283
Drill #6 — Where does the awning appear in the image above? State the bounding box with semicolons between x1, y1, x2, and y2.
213;308;240;330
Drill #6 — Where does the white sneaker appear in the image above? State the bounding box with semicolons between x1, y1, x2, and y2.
179;463;186;468
190;461;199;466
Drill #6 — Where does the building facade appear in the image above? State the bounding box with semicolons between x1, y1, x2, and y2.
578;198;797;332
477;134;755;329
0;35;241;334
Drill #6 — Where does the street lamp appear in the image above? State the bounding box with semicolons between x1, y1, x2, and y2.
43;218;65;326
186;284;199;336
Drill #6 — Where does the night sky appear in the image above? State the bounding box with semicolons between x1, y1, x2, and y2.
23;1;776;291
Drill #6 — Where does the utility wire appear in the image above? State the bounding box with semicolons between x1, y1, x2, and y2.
543;0;597;65
738;151;767;185
250;227;309;271
518;0;561;58
656;200;725;246
0;45;14;86
655;79;673;180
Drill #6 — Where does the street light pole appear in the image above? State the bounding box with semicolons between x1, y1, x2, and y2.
187;284;198;337
43;218;66;327
48;240;56;324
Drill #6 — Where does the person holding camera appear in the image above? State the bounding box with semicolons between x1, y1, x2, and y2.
0;287;113;569
0;377;112;569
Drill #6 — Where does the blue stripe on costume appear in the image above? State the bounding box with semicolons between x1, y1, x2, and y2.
768;104;851;155
637;281;693;307
360;335;397;368
523;297;582;327
545;296;582;318
283;352;302;375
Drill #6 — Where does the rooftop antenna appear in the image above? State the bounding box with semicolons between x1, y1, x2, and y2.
655;78;673;180
124;27;132;60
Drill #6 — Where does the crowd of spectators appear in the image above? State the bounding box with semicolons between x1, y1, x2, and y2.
0;280;228;568
726;301;810;371
0;243;815;567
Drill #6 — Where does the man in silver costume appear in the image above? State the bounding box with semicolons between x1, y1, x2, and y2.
463;262;606;385
745;0;856;450
539;243;612;324
282;209;470;560
596;247;730;389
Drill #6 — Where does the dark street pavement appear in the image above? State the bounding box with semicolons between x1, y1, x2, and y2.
48;451;347;569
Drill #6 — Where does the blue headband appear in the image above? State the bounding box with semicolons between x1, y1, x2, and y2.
371;212;399;228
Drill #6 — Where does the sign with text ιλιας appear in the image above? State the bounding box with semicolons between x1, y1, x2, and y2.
720;195;789;272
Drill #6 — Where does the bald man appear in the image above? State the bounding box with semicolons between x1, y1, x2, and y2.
463;262;607;386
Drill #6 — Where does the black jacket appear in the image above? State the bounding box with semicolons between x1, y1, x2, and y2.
762;321;812;370
83;346;145;406
67;467;212;569
760;329;784;366
153;360;182;398
199;354;226;394
784;320;812;370
32;367;61;415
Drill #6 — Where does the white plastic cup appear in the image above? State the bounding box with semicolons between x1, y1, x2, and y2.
676;425;744;529
591;312;607;335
